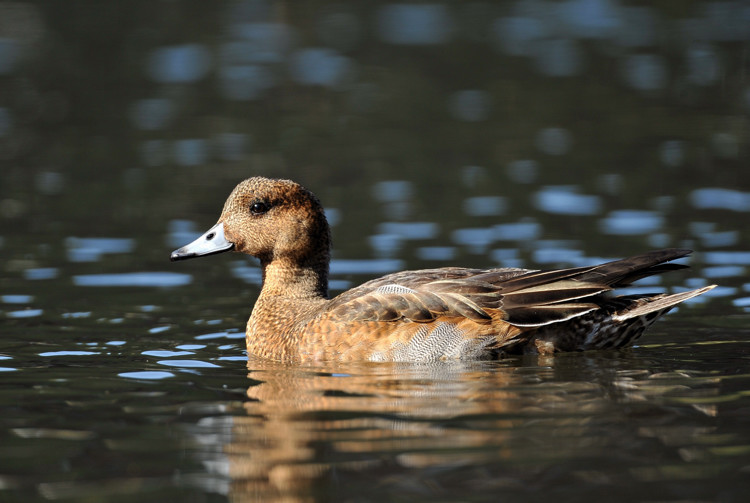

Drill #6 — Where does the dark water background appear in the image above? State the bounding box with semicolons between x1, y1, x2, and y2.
1;1;750;502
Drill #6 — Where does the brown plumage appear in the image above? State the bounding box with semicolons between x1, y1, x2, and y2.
171;177;716;362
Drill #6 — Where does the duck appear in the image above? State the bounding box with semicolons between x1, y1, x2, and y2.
170;177;716;362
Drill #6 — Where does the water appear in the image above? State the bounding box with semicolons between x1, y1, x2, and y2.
2;1;750;501
2;318;749;502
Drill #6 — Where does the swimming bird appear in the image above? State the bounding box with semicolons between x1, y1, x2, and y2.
170;177;715;362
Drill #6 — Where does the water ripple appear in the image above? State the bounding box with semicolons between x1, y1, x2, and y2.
6;309;43;318
73;272;192;287
599;210;664;235
533;186;602;216
691;188;750;211
2;294;33;304
157;360;221;368
39;351;98;357
119;371;176;380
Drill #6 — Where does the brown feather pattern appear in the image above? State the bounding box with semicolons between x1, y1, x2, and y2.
170;177;717;362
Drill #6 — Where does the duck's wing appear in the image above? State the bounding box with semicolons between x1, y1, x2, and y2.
347;266;530;291
327;274;603;327
324;248;695;329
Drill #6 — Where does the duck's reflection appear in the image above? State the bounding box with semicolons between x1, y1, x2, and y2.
201;354;723;503
217;357;567;502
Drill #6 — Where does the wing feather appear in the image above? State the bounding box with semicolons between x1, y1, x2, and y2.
325;249;697;330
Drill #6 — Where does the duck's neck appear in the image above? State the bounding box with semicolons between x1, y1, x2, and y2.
247;256;328;362
258;255;329;300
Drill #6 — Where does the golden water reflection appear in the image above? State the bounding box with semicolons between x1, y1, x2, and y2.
232;360;520;502
213;355;731;502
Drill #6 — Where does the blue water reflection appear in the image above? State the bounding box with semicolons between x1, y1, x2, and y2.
623;54;667;91
494;220;542;241
492;16;547;57
686;44;721;86
219;64;275;100
377;4;451;45
157;360;221;369
230;261;262;285
148;44;211;83
559;0;622;38
2;294;33;303
290;48;352;88
452;227;496;254
6;309;43;318
166;219;200;248
177;344;206;350
377;222;439;240
66;237;135;263
489;248;522;267
599;210;664;235
194;331;245;341
703;251;750;265
659;140;686;167
533;186;602;215
118;371;175;380
532;247;584;264
143;350;195;358
23;268;58;280
72;272;192;287
39;351;98;357
330;259;404;275
372;180;413;202
691;188;750;212
416;246;456;261
701;266;745;279
369;233;402;258
698;231;739;248
173;139;209;167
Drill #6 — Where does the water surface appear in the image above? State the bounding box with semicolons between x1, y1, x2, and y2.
1;1;750;501
2;316;749;502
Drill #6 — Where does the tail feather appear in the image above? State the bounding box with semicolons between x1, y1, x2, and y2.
491;249;704;329
612;285;716;321
573;248;692;287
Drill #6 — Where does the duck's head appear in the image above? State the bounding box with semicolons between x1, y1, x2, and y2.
170;177;331;267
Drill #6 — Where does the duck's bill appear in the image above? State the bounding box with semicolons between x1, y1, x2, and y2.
170;222;234;261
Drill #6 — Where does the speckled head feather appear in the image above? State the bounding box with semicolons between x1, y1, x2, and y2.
215;177;331;298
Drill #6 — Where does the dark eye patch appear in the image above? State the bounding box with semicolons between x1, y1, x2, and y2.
249;200;271;215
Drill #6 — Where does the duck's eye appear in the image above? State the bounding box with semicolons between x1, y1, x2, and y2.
249;201;270;215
